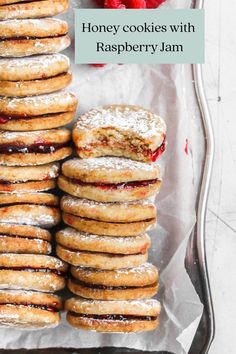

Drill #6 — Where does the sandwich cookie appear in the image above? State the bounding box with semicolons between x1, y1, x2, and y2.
0;223;51;254
73;105;166;162
0;290;62;328
0;163;59;193
0;54;71;97
0;254;68;292
0;0;68;20
58;157;161;202
65;298;161;332
0;192;61;228
0;92;77;131
56;227;150;255
68;263;159;300
0;129;72;166
61;196;156;236
0;19;70;57
56;245;148;270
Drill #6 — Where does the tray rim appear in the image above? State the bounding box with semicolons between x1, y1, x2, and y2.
191;1;215;353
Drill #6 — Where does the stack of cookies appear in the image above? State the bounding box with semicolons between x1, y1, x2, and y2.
0;1;76;328
57;105;166;332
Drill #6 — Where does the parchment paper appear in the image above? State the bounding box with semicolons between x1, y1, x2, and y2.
0;0;205;352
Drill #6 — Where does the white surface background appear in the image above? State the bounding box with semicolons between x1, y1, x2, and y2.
204;1;236;353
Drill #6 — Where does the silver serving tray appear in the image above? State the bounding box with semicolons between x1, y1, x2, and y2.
2;1;215;353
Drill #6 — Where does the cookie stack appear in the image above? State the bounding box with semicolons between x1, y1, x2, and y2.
57;105;166;332
0;1;76;328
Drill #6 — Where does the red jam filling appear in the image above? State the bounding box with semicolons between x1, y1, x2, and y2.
0;267;66;277
69;313;156;321
6;303;59;312
0;34;67;41
148;138;166;162
0;112;65;124
0;142;67;154
69;178;158;190
73;279;156;291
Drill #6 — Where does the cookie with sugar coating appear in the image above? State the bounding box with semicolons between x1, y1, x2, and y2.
0;92;77;131
0;54;71;97
0;163;59;193
0;254;68;292
68;263;159;300
0;223;52;254
0;128;72;166
0;290;62;329
0;0;68;20
0;192;60;228
73;105;166;162
56;244;148;270
56;227;151;255
65;297;161;332
58;157;161;202
0;19;70;57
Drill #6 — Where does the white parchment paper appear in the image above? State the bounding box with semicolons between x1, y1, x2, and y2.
0;0;205;352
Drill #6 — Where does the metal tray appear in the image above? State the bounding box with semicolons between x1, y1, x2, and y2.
0;1;215;353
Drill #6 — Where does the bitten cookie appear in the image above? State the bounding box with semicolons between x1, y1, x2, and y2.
0;19;70;57
0;54;71;97
73;105;166;162
0;91;77;131
0;129;72;166
0;163;59;193
0;0;68;20
0;254;68;292
65;298;161;332
61;196;156;236
58;157;161;202
68;263;159;300
0;192;61;228
0;223;51;254
0;290;62;329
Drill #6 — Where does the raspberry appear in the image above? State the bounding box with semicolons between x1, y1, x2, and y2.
145;0;166;8
104;0;126;8
124;0;146;8
90;64;106;67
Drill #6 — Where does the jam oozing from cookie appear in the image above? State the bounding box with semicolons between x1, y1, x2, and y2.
0;142;68;154
72;279;157;291
0;267;66;277
69;312;156;321
148;137;166;162
68;178;159;190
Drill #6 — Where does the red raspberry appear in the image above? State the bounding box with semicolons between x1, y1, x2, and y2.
104;0;126;8
145;0;166;8
124;0;146;8
90;64;106;67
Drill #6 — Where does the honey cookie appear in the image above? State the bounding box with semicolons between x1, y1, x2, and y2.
73;105;166;162
58;157;161;202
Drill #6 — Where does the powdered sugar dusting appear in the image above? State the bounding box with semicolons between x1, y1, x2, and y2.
63;157;159;172
61;195;154;208
75;105;166;139
0;54;70;71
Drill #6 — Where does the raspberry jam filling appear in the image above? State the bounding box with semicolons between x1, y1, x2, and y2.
68;178;158;190
72;279;156;291
0;233;48;242
69;312;156;321
148;137;166;162
5;303;59;312
0;142;68;154
0;34;67;41
0;267;66;277
60;245;142;257
0;112;66;124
